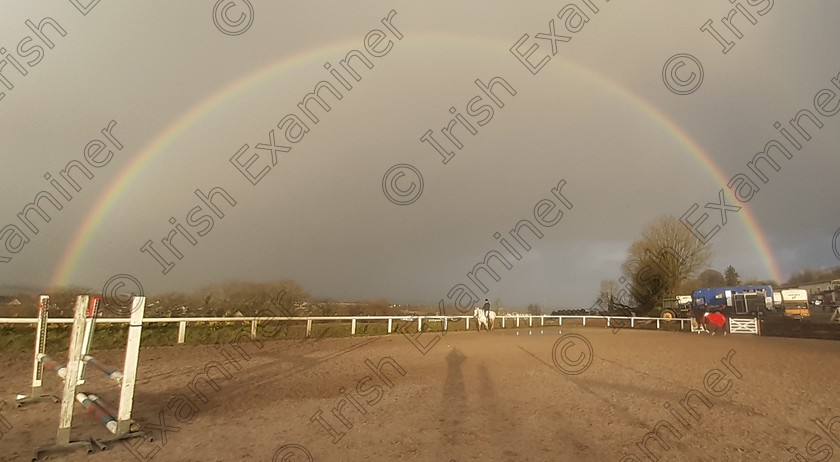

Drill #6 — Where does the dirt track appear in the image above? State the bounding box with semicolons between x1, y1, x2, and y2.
2;326;839;462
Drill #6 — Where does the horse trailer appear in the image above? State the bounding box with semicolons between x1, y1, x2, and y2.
692;285;774;318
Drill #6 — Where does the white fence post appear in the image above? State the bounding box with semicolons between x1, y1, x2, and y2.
388;319;393;333
351;319;356;336
306;320;312;338
417;317;422;333
178;321;186;344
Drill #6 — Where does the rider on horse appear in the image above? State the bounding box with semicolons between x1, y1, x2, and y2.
483;299;490;320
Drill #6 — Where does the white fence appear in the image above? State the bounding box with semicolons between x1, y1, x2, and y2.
0;314;720;343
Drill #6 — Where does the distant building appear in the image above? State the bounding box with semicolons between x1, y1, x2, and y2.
0;296;21;305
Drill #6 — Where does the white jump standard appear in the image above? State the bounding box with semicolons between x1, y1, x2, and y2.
33;295;150;460
15;296;58;406
16;295;102;407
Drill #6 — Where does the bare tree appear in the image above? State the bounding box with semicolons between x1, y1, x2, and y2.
597;280;622;306
621;215;712;314
677;277;702;294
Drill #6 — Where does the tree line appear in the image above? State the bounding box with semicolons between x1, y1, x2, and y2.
596;214;840;316
0;280;398;318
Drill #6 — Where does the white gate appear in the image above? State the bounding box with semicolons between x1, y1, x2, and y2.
728;318;759;335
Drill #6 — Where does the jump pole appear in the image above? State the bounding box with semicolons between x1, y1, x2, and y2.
76;392;119;435
86;393;141;432
83;355;123;384
36;354;123;385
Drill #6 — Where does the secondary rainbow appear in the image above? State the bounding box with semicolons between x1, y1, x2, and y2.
49;36;783;289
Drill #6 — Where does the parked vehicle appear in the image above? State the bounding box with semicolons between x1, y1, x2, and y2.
815;279;840;310
652;295;693;319
773;289;811;319
692;285;773;318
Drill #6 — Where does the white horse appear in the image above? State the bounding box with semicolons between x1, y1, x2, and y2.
473;307;496;331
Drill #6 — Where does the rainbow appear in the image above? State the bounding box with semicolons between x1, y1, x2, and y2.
49;36;783;289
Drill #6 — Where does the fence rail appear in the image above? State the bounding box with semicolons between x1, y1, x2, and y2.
0;314;716;343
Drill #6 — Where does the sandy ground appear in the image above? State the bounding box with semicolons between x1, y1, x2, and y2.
1;325;839;462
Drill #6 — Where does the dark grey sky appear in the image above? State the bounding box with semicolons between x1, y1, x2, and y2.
1;1;838;308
